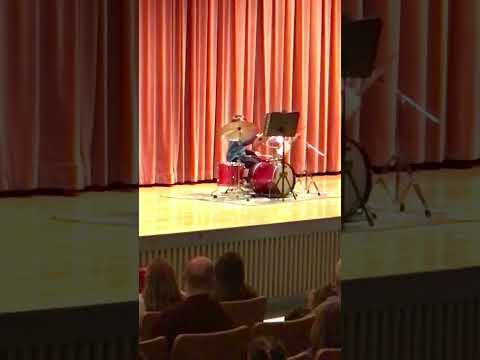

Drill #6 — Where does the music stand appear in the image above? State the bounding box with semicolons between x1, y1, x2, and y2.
342;18;382;227
263;112;299;199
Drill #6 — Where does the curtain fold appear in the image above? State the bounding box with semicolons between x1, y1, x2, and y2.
344;0;480;166
140;0;341;185
0;0;138;192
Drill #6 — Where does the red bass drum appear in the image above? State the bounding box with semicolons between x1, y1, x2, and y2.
251;160;296;197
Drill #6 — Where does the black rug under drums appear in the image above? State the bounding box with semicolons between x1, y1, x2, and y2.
159;191;337;206
52;211;139;226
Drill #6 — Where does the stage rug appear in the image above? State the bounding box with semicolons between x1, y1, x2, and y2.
159;191;338;206
51;211;138;227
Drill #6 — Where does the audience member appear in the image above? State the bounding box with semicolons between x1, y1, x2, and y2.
285;284;337;321
139;257;183;326
310;300;341;350
213;252;258;301
331;258;341;300
248;337;287;360
310;258;342;351
286;258;341;321
309;283;338;309
150;256;234;349
315;258;342;309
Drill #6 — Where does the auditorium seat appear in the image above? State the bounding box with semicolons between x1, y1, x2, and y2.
140;311;162;340
139;336;168;360
170;325;250;360
252;315;315;356
220;296;267;328
314;348;341;360
288;351;311;360
139;267;146;293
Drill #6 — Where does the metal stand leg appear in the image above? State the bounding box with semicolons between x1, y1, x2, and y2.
397;169;431;217
302;170;309;193
301;170;321;196
374;176;392;200
309;177;321;196
345;168;374;227
398;177;412;212
271;135;297;201
413;183;431;217
273;168;297;200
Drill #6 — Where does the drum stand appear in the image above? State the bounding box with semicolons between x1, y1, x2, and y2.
212;127;251;201
373;91;433;217
269;135;297;200
211;163;247;199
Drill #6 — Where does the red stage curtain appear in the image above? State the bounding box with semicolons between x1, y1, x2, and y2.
0;0;138;191
344;0;480;166
140;0;341;185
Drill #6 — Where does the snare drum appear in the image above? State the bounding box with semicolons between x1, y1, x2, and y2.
217;162;245;187
251;160;296;197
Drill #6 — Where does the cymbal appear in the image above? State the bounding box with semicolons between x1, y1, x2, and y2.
221;120;258;142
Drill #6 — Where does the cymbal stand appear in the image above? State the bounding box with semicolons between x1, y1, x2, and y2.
373;90;436;217
300;141;325;196
232;126;250;198
212;126;250;200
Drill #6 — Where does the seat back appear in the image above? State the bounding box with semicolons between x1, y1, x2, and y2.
171;325;250;360
139;336;168;360
252;315;315;356
314;348;341;360
140;311;162;340
288;351;311;360
220;296;267;328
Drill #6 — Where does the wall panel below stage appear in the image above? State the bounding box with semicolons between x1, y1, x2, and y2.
343;267;480;360
140;220;340;298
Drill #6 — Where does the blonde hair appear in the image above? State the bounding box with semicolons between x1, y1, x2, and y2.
142;257;182;312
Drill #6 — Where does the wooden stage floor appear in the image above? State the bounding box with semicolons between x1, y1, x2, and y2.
139;175;341;237
343;167;480;280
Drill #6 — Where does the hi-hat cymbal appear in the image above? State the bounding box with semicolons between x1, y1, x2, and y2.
221;120;258;142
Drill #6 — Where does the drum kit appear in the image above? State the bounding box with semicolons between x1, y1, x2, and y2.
214;116;299;200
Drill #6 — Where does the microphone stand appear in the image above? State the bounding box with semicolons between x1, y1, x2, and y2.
301;140;325;196
373;89;438;217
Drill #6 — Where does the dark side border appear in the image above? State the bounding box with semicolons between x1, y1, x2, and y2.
0;301;137;347
343;266;480;311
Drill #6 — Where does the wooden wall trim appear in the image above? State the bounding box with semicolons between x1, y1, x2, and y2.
140;217;340;250
343;266;480;311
